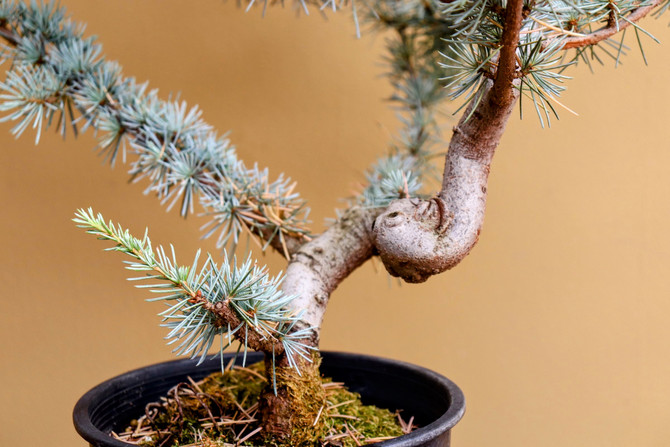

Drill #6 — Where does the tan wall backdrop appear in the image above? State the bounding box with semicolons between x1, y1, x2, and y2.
1;1;669;446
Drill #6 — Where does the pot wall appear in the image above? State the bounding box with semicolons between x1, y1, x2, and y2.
74;352;465;447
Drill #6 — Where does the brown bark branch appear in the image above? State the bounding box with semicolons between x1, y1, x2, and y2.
372;80;520;283
561;0;663;49
0;24;18;46
492;0;525;103
371;0;526;283
189;291;285;355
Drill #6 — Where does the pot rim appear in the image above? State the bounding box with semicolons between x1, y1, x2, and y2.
73;351;465;447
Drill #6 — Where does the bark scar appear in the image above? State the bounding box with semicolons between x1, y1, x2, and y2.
432;196;449;233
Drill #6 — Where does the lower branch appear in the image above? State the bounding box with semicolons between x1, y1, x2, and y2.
197;296;284;354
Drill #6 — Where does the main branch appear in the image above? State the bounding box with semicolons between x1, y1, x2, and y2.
371;0;524;283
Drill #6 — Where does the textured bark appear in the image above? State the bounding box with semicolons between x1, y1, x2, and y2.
371;0;525;283
254;2;525;436
265;79;521;439
282;207;379;342
372;80;520;282
254;210;378;441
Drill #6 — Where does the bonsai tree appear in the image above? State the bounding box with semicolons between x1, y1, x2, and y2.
0;0;667;444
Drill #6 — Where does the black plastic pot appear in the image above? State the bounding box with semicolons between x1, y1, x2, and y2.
74;351;465;447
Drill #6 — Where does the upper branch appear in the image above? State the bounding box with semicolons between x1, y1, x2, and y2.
372;79;520;282
371;0;525;282
276;5;454;341
0;4;310;259
561;0;664;49
492;0;525;103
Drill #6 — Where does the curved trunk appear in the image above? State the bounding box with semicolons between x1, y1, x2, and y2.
372;80;520;282
258;208;378;440
259;0;526;436
282;207;379;341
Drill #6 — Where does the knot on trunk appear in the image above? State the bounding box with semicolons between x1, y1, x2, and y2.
372;197;453;283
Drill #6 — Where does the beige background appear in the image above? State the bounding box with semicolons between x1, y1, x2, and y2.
1;1;669;446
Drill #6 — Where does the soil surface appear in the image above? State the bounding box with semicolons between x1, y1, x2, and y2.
113;360;414;446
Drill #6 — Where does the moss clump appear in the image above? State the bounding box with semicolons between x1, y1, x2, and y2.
260;354;328;446
119;362;268;446
320;381;406;446
114;361;410;446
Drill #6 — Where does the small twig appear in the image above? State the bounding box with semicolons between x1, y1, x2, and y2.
405;415;415;434
156;433;174;447
329;413;359;420
187;376;204;394
322;381;345;390
344;423;362;447
232;365;268;382
191;392;219;430
171;383;187;421
278;231;290;260
200;418;258;428
326;399;357;411
130;415;145;438
231;398;253;420
237;425;262;444
313;404;325;426
324;432;350;441
530;17;587;38
561;0;662;49
246;402;259;414
102;86;119;107
144;402;162;432
397;413;416;435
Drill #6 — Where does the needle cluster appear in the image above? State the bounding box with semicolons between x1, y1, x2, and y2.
73;208;314;382
439;0;666;126
355;0;453;207
0;0;310;259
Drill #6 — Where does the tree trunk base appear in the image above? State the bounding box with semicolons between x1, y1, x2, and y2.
259;353;327;445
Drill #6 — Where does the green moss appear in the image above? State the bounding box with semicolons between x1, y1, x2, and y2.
116;361;408;447
261;355;328;446
321;384;405;446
